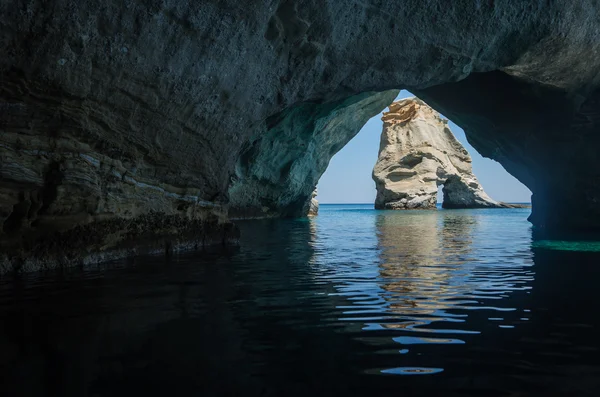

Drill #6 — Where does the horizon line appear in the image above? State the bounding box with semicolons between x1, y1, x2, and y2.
319;202;532;205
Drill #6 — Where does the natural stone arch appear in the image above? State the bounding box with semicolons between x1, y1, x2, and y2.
440;175;489;210
373;98;504;210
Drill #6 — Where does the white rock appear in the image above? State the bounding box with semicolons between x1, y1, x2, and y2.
373;98;504;210
308;188;319;216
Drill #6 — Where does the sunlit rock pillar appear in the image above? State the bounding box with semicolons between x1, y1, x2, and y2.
373;98;504;210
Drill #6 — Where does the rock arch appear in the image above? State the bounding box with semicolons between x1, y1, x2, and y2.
373;98;504;210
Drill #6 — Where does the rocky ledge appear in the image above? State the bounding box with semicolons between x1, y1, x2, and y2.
373;98;507;210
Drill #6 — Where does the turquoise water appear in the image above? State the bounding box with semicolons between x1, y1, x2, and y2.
2;204;600;396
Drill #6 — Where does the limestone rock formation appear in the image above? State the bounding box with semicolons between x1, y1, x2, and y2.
308;189;319;216
2;1;600;270
373;98;504;210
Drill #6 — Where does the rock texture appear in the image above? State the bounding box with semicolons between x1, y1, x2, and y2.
228;90;397;218
373;98;504;210
308;188;319;216
2;1;600;270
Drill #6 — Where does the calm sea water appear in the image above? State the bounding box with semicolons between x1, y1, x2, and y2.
2;204;600;396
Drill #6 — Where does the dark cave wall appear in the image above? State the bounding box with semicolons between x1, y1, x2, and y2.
228;90;398;218
415;71;600;231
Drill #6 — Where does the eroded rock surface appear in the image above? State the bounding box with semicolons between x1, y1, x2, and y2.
373;98;503;210
228;90;397;218
308;188;319;216
2;1;600;271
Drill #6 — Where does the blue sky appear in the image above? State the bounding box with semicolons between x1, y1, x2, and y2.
317;90;532;204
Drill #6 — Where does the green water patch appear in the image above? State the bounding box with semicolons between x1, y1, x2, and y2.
532;240;600;252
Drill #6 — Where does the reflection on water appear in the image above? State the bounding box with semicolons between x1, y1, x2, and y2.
373;211;533;336
1;205;600;396
319;207;537;383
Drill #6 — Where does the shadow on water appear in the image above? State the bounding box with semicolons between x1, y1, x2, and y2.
1;207;600;396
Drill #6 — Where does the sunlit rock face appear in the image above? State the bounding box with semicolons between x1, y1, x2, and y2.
373;98;503;210
2;1;600;270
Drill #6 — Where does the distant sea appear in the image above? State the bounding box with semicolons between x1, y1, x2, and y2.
319;202;532;207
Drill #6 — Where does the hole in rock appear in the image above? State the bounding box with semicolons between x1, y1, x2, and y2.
437;184;443;205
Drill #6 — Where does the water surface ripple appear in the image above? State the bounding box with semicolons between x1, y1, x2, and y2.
1;204;600;396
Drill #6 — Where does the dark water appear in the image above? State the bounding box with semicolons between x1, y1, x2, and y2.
2;204;600;396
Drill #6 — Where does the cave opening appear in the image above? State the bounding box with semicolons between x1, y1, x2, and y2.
316;91;531;209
